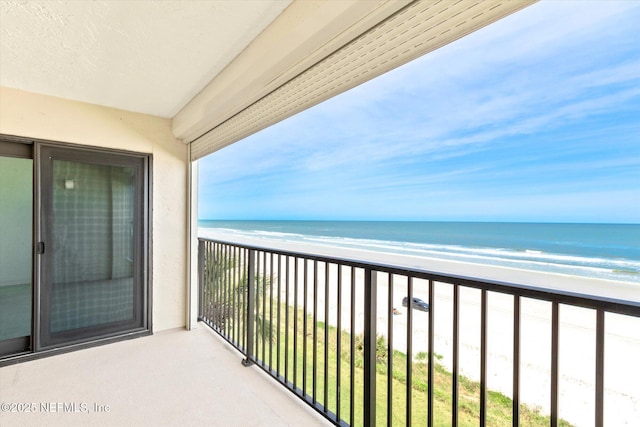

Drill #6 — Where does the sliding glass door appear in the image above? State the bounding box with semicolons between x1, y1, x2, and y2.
0;138;150;359
0;143;33;356
37;145;149;348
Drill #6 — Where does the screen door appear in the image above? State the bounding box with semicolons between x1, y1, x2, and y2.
37;145;148;348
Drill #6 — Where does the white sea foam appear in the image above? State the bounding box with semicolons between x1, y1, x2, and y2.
202;227;640;283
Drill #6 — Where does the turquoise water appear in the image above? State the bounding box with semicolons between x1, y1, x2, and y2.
199;221;640;283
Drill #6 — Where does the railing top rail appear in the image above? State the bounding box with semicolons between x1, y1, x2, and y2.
198;237;640;316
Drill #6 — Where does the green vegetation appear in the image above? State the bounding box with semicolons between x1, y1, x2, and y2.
261;309;572;427
204;252;572;426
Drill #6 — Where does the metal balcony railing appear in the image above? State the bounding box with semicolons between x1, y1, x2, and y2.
197;238;640;427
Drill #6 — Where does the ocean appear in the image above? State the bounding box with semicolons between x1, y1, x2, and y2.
199;220;640;283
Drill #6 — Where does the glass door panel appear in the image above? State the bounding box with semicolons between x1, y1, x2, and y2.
39;146;146;348
0;155;33;356
50;160;135;332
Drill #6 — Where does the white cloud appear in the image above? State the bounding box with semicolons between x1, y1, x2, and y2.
199;0;640;222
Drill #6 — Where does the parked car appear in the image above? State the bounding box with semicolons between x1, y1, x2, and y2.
402;296;429;312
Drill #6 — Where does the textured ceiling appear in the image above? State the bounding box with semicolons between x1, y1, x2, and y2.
0;0;292;118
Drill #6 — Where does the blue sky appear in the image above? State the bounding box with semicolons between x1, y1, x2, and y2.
199;1;640;223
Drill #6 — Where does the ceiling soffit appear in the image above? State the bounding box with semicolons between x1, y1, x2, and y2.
187;0;537;160
173;0;410;142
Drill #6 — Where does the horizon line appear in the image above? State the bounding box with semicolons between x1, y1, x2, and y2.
199;218;640;226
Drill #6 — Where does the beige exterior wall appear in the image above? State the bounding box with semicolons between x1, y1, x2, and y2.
0;86;188;332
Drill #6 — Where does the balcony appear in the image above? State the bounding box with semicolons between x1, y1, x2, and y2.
197;238;640;427
0;326;329;427
3;3;637;426
2;237;638;427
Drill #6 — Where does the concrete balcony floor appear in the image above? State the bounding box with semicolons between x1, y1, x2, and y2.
1;325;330;427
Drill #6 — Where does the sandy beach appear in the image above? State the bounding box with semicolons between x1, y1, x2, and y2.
200;230;640;426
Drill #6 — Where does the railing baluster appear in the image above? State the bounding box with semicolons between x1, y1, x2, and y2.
201;242;205;321
350;266;356;427
207;242;213;324
201;242;206;322
551;301;559;427
222;243;226;331
480;289;487;426
270;252;274;370
215;242;219;326
226;244;230;335
223;243;227;333
228;244;232;342
428;279;434;427
303;258;308;397
254;251;260;361
220;244;224;333
221;244;225;336
513;295;521;427
595;309;604;427
324;261;330;411
217;243;222;329
336;264;342;422
207;242;211;325
217;243;221;329
206;242;210;324
219;243;223;330
225;244;229;337
229;246;238;343
211;243;216;327
387;273;394;427
293;257;299;390
363;268;377;427
235;245;239;346
407;276;413;425
285;255;290;382
231;245;236;342
452;284;459;427
313;260;318;404
228;245;232;342
211;244;220;332
239;248;243;348
262;251;267;366
212;242;217;325
277;253;282;376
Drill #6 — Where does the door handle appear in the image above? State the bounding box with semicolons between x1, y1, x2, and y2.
36;241;45;254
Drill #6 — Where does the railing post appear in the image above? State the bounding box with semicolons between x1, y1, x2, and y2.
242;249;256;367
595;309;605;427
363;268;377;427
197;240;204;320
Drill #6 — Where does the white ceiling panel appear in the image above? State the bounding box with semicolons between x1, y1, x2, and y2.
0;0;292;118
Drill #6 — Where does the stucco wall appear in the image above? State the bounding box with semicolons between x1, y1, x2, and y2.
0;86;188;332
